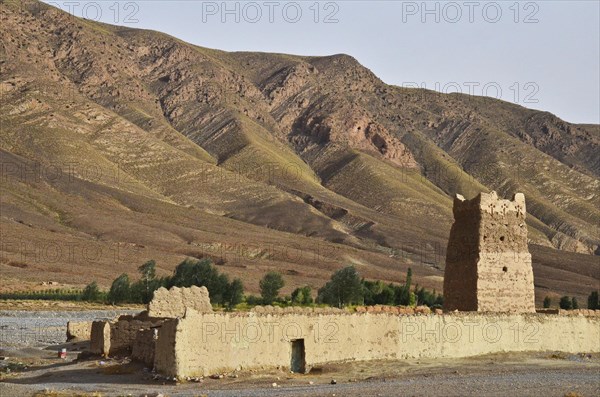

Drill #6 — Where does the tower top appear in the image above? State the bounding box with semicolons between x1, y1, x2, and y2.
453;191;526;219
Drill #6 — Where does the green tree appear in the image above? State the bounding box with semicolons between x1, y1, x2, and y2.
215;273;231;305
571;297;579;309
291;286;313;305
397;268;413;305
137;260;158;303
317;266;363;308
224;278;244;310
108;273;131;304
139;260;156;281
377;284;395;305
260;271;285;304
167;258;230;305
408;291;417;307
588;291;599;310
363;280;395;305
559;296;572;310
168;259;197;288
82;281;101;302
361;280;383;305
543;296;551;308
245;295;262;306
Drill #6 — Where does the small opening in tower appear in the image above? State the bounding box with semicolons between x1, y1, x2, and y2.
502;266;508;272
500;236;505;242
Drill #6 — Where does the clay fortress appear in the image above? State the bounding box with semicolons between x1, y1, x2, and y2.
71;192;599;378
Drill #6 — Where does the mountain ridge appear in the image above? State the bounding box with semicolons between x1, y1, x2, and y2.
1;0;598;303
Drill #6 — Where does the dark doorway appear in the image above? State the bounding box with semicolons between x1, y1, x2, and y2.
291;339;306;373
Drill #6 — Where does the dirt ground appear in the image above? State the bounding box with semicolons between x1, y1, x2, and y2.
1;345;598;397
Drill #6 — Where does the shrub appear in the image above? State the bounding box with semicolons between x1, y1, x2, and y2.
244;295;262;306
291;286;313;305
82;281;101;302
362;280;395;306
571;297;579;309
559;296;572;310
588;291;599;310
408;291;417;307
543;296;551;308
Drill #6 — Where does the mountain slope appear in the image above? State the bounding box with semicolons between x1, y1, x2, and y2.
0;0;598;305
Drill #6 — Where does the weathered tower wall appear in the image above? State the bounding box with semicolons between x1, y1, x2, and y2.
444;191;535;313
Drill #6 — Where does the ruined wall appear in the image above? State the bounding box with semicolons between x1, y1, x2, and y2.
444;192;535;312
154;310;600;378
132;328;156;367
109;313;164;355
148;286;212;318
153;315;178;373
88;285;208;360
89;321;110;356
67;321;93;340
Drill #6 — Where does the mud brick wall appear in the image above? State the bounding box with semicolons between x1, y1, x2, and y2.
444;192;535;312
148;286;212;318
153;310;600;378
132;328;156;367
89;321;110;356
67;320;93;341
107;313;165;355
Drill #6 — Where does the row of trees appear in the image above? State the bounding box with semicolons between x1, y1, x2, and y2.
0;289;90;301
100;259;244;309
542;291;599;310
317;266;443;308
83;259;442;310
6;258;595;312
249;266;442;308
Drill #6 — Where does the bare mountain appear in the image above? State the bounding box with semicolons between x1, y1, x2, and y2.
1;0;598;304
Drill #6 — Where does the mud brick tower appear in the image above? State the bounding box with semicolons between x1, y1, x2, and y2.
443;191;535;313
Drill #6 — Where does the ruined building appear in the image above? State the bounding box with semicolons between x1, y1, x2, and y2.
443;191;535;312
89;288;599;379
81;191;600;379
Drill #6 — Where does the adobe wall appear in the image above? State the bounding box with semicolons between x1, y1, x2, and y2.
132;328;156;367
89;321;111;357
154;310;600;378
148;286;212;318
108;313;164;355
66;320;93;341
88;286;211;360
444;192;535;312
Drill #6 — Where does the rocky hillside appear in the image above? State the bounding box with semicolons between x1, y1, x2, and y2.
1;0;598;304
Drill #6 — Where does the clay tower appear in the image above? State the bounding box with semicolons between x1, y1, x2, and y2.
443;191;535;313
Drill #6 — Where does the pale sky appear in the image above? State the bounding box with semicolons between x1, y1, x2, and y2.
42;1;600;124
